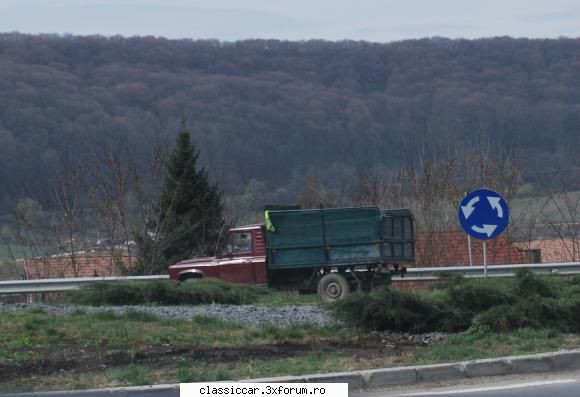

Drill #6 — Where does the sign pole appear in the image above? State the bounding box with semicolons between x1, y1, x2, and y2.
468;235;473;266
483;240;488;278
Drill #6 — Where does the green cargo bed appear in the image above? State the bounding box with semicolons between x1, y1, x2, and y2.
265;207;414;270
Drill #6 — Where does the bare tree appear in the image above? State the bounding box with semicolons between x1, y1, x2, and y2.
50;157;83;277
11;198;51;277
538;165;580;261
296;175;338;209
12;156;87;279
132;144;169;274
348;166;392;207
384;145;523;266
84;141;137;274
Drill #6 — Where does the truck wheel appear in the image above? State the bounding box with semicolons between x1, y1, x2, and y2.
317;273;350;302
180;275;202;283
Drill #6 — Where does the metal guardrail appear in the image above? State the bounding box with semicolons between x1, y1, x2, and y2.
0;275;169;294
392;262;580;281
1;263;580;294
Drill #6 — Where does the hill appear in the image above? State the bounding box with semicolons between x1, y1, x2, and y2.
1;34;580;217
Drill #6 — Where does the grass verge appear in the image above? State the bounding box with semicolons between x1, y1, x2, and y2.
0;309;348;353
1;309;578;392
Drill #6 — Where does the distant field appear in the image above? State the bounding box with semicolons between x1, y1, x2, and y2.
510;190;580;227
0;244;33;260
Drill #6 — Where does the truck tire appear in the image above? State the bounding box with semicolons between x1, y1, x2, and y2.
180;274;202;283
317;273;351;302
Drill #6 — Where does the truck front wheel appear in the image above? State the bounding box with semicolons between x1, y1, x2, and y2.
317;273;351;302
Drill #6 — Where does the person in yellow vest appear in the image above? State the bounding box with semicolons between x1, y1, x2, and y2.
265;211;276;232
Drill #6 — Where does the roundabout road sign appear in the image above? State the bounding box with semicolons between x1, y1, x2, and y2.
458;188;509;241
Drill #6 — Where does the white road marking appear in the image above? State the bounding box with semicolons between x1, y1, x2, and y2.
393;379;578;396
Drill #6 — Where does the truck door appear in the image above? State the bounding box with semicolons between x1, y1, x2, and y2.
251;228;268;284
217;231;257;283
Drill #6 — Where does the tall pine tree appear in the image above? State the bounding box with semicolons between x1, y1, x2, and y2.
138;120;224;273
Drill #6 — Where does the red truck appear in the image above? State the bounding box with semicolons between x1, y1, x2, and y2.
168;206;414;301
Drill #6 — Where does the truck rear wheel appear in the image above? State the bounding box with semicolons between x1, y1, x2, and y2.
317;273;350;302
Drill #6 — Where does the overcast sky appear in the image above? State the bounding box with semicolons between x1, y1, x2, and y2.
1;0;580;42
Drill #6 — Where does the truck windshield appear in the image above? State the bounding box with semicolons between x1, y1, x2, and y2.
220;231;252;255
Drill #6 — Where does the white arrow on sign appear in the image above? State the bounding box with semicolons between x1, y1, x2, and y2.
487;197;503;218
461;196;480;219
471;224;498;237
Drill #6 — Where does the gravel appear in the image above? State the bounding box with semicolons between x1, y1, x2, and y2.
373;330;450;345
0;304;450;344
0;303;339;328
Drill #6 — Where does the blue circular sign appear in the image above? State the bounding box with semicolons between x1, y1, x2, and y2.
458;188;509;240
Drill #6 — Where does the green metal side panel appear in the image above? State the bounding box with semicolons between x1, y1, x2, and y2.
324;208;381;264
270;247;325;267
328;245;381;263
266;207;414;270
266;207;383;269
266;210;325;267
323;208;380;244
266;210;324;249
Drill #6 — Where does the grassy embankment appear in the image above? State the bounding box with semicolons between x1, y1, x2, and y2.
2;272;580;392
0;308;572;392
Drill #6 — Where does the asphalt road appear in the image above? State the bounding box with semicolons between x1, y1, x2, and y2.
6;372;580;397
354;371;580;397
0;385;179;397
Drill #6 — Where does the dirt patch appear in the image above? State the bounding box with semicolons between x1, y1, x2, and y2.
0;336;420;382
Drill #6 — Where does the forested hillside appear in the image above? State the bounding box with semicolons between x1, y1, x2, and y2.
1;33;580;218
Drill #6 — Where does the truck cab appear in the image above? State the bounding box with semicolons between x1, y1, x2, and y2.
168;225;268;284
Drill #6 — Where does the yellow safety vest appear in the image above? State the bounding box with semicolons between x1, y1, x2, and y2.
265;211;276;232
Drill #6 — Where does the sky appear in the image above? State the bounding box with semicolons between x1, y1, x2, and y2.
1;0;580;42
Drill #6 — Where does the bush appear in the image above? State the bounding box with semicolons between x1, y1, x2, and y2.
432;271;466;289
446;281;515;313
516;269;556;298
472;305;525;333
563;301;580;332
473;298;570;333
332;272;580;334
68;278;269;306
331;287;446;333
68;281;148;305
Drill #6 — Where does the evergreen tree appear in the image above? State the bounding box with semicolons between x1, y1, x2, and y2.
138;120;224;273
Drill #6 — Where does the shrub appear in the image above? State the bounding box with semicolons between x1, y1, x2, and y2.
471;305;525;333
472;297;570;333
68;279;269;306
331;287;446;333
446;282;515;313
432;271;465;289
516;269;556;298
68;281;147;305
563;300;580;332
331;272;580;334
